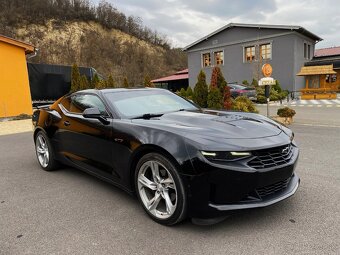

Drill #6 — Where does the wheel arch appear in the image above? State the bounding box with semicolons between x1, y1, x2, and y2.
128;144;182;194
33;127;46;142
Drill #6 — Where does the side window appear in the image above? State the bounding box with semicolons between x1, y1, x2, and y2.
68;94;108;115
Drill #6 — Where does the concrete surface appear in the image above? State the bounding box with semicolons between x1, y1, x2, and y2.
0;124;339;254
256;104;340;126
0;119;32;136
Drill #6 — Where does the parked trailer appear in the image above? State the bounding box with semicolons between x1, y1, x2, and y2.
27;63;100;106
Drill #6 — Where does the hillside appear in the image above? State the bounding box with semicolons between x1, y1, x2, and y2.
0;0;187;85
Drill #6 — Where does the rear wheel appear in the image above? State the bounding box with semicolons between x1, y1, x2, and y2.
35;131;59;171
135;153;187;225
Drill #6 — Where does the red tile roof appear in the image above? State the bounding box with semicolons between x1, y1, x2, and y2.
151;69;188;83
315;46;340;57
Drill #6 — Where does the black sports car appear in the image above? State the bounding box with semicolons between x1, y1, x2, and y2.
32;88;299;225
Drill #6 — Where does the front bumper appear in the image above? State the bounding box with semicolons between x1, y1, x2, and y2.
209;173;299;211
183;144;300;218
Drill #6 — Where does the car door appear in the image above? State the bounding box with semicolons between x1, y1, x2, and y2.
58;93;115;179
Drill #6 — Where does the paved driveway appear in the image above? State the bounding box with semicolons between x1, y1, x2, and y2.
0;125;339;255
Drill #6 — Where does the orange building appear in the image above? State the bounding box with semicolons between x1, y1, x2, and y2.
0;35;35;117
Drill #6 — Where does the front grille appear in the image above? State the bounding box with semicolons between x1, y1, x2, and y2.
256;177;291;198
247;144;293;169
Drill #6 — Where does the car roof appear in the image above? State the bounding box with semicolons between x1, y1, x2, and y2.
71;87;166;97
76;87;165;94
101;87;164;93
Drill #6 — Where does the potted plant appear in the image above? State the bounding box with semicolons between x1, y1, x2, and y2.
274;107;296;125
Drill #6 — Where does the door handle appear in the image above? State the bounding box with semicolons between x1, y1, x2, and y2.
64;121;70;126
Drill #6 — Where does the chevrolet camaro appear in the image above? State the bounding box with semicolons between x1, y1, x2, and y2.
32;88;299;225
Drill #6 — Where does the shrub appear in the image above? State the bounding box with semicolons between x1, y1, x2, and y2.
242;80;249;86
186;86;193;100
210;66;227;95
277;107;296;118
178;87;187;98
223;85;232;110
91;73;100;89
193;70;208;108
256;80;288;104
80;75;90;90
207;87;223;109
71;64;81;92
272;80;282;93
144;75;154;87
251;78;258;87
232;96;259;113
95;80;107;89
107;75;116;88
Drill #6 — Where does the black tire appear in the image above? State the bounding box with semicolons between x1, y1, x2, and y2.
135;153;187;225
34;131;60;171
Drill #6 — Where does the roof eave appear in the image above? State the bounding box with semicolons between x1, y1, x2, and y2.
0;34;35;54
183;23;322;51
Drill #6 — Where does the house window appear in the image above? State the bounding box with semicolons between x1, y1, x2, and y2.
214;51;224;65
308;75;320;89
245;46;255;62
260;43;271;60
304;43;311;59
202;53;211;67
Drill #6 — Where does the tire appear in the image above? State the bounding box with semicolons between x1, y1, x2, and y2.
35;131;60;171
135;153;187;225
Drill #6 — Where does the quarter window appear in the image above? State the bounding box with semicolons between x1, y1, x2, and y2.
202;53;211;67
245;46;255;62
260;43;272;60
214;51;224;65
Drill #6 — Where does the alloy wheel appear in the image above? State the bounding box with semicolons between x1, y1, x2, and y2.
137;160;177;219
36;134;50;168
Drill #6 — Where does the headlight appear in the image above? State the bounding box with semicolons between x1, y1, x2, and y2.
201;151;252;162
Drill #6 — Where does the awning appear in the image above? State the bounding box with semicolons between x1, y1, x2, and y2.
297;64;336;76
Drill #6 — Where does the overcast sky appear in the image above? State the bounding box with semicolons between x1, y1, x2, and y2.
93;0;339;49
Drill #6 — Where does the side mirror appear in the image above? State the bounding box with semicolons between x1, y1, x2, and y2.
82;108;110;125
82;107;101;118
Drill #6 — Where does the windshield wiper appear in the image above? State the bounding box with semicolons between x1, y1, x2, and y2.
131;113;164;119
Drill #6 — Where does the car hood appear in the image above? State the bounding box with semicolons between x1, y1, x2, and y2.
131;110;282;140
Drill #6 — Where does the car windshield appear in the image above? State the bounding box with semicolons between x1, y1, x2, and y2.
230;84;246;90
104;89;199;118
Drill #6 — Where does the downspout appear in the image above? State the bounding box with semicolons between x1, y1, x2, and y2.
26;48;39;59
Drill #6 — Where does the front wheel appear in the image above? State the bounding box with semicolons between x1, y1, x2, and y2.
35;131;59;171
135;153;187;225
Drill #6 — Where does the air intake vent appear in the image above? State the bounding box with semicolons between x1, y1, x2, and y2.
256;178;291;198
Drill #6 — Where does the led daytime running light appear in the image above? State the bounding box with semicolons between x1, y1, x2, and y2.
230;152;251;156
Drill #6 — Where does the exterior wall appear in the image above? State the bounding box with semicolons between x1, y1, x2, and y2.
293;35;316;91
187;27;317;92
0;41;32;117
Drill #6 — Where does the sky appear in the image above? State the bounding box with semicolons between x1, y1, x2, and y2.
93;0;340;49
